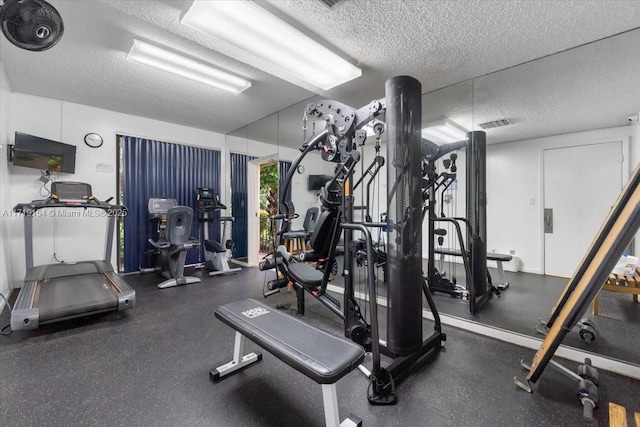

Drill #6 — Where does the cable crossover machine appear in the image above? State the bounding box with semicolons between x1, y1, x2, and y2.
256;76;457;405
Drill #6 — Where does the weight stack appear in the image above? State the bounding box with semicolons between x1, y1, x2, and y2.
466;131;488;297
385;76;423;355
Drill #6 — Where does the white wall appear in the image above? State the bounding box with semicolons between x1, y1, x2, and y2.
360;125;637;274
631;112;640;252
485;126;635;274
0;61;13;307
6;92;225;283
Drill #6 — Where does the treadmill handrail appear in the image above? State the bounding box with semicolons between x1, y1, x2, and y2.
13;197;127;215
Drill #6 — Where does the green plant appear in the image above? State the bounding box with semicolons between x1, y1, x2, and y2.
260;164;279;252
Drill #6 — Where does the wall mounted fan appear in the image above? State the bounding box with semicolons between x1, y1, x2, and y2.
0;0;64;51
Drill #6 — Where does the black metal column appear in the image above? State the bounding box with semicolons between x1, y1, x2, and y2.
466;130;488;298
385;76;423;355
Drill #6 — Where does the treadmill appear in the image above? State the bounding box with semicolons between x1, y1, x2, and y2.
11;181;136;330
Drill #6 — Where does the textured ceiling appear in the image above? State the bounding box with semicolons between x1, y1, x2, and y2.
1;0;639;139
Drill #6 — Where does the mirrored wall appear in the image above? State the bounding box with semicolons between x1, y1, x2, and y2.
225;28;640;367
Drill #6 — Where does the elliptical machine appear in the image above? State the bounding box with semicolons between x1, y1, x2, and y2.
195;188;241;276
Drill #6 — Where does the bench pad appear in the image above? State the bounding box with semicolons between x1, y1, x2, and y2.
288;262;324;286
215;299;365;384
434;248;512;262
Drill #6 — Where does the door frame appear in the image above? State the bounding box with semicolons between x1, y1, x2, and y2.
247;154;279;266
539;136;629;275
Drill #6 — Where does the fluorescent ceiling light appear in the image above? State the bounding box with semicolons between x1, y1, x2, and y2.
126;39;251;95
181;0;362;90
421;119;468;144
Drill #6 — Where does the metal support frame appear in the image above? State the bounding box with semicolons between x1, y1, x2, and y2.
24;214;34;270
321;383;362;427
212;328;361;427
105;214;116;262
209;331;262;382
322;384;341;427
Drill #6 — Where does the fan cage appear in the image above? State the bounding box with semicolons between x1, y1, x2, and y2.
0;0;64;51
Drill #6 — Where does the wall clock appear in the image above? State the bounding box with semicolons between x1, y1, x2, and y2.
84;133;103;148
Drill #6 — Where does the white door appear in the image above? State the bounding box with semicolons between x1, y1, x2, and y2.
544;142;623;277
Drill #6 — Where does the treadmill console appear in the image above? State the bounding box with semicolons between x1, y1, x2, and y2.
52;181;92;203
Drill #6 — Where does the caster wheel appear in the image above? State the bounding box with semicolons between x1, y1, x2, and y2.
578;363;600;387
579;326;596;343
579;318;597;343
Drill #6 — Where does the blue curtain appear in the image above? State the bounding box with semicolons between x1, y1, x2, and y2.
230;153;256;259
121;136;220;273
279;160;292;202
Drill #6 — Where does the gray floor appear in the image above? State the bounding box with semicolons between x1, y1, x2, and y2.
332;260;640;365
428;266;640;365
1;266;639;426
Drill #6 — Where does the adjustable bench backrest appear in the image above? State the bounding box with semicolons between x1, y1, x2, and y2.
309;209;341;258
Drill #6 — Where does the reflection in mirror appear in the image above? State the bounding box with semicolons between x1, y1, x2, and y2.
230;29;639;369
223;114;280;267
245;113;279;266
225;125;248;266
433;29;640;365
278;96;329;236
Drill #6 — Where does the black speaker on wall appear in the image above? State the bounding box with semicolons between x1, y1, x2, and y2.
0;0;64;51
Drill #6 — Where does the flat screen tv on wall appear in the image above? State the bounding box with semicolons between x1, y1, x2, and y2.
11;132;76;174
308;174;332;191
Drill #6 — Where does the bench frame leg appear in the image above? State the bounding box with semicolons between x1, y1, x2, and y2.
321;383;362;427
322;384;341;427
210;331;263;382
495;261;510;290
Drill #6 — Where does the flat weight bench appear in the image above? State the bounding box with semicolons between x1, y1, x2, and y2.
211;298;365;427
435;248;513;290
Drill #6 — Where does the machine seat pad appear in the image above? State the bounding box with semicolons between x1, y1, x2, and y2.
288;262;324;287
215;299;365;384
205;240;226;253
283;231;309;239
148;238;170;249
434;247;512;262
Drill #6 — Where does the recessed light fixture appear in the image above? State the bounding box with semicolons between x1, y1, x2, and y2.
126;39;251;95
180;0;362;90
421;119;468;144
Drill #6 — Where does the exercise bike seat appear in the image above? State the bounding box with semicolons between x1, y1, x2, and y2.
149;206;200;250
204;239;226;253
148;238;171;250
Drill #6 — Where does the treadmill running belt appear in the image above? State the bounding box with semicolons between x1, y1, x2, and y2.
36;273;119;322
